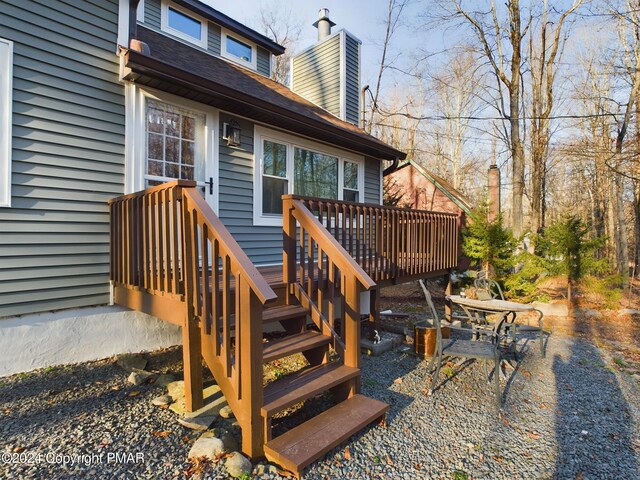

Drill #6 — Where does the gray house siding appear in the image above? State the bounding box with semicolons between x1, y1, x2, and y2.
218;113;281;265
364;158;381;204
0;0;124;318
257;47;271;78
144;0;162;29
345;34;360;126
291;33;341;119
208;22;221;55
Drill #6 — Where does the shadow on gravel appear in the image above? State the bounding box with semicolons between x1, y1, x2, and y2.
552;335;640;478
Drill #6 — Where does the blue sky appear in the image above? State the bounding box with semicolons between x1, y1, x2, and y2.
201;0;430;87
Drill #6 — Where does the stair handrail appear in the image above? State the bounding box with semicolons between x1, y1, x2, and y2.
284;198;375;291
283;196;375;387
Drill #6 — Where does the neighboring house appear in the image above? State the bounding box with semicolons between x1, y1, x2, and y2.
386;160;473;218
0;1;461;475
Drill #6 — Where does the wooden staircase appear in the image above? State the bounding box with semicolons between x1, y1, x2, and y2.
241;301;387;477
109;181;390;478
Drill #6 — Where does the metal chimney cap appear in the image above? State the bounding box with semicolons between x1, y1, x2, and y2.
312;8;336;29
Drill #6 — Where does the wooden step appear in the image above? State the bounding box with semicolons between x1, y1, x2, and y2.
264;394;388;478
227;304;308;329
262;331;330;363
262;363;360;417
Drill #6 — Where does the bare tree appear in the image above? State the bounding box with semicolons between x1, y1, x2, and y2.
257;1;302;85
527;0;583;234
435;0;527;236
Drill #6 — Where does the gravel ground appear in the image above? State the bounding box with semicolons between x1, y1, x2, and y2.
1;333;639;479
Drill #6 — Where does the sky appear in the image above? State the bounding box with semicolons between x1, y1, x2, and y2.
201;0;431;87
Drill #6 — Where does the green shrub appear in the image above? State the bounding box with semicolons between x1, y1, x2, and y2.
462;206;516;277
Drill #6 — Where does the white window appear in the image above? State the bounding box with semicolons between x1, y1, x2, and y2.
145;99;205;186
0;38;13;208
221;28;257;70
161;1;207;48
254;126;364;226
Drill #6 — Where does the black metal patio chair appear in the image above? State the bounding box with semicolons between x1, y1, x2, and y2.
419;280;504;409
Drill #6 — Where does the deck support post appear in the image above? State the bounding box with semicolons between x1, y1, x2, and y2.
182;311;203;412
239;279;265;459
368;286;380;340
282;198;297;305
344;277;362;395
444;269;453;322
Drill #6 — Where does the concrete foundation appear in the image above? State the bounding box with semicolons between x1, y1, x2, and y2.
0;305;182;377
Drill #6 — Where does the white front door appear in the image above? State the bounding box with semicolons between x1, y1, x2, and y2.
144;98;216;208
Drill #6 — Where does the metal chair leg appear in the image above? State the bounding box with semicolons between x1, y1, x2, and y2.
430;354;442;394
494;349;502;409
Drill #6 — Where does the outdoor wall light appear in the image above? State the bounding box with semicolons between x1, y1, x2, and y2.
223;121;242;147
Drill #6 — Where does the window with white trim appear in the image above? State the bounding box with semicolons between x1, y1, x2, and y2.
161;1;207;48
145;99;205;186
254;127;363;226
0;38;13;208
221;28;257;70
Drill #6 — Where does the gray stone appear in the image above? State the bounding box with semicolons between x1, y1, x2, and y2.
178;414;217;431
116;354;147;372
219;405;234;419
187;436;225;461
531;301;568;317
127;370;155;386
156;374;177;387
151;394;173;407
618;308;640;316
221;432;239;453
166;380;185;399
225;452;252;478
361;331;403;356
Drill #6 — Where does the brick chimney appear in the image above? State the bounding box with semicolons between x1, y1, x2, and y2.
488;163;500;223
291;9;361;126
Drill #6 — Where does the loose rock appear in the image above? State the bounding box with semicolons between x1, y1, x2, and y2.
166;380;184;399
127;370;155;386
225;452;252;478
156;374;177;387
187;436;225;461
178;414;217;431
219;405;234;419
116;354;147;372
221;431;239;452
151;394;173;407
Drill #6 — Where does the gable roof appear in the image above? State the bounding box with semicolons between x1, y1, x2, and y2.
396;160;473;215
123;27;406;161
171;0;285;55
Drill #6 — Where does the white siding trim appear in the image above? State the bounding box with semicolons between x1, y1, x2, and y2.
0;38;13;208
253;125;364;227
117;0;130;49
339;31;347;122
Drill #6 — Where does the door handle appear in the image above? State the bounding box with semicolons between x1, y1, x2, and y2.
206;177;213;195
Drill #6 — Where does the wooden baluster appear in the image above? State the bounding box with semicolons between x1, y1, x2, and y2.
222;254;231;378
212;239;220;355
307;230;314;302
328;259;336;337
299;226;306;293
202;224;211;335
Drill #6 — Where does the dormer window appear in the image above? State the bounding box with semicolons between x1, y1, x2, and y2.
161;1;207;48
221;28;257;69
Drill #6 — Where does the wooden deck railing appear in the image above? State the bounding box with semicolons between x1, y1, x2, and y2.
109;181;277;458
284;195;460;285
283;197;376;381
